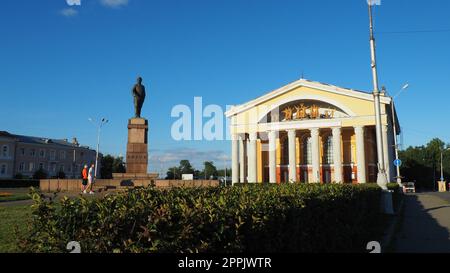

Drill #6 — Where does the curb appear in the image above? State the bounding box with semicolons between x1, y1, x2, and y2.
381;195;405;253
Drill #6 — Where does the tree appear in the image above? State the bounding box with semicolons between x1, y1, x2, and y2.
399;138;450;190
57;170;66;179
100;155;126;179
179;160;195;175
166;160;197;179
33;167;48;180
203;161;218;179
217;168;231;177
113;156;126;173
101;155;114;179
166;166;181;179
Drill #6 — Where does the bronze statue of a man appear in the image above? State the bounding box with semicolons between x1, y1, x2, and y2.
132;77;146;118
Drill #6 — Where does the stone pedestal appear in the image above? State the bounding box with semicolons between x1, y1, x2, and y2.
126;118;148;174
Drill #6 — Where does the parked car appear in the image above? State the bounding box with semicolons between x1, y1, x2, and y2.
402;182;416;193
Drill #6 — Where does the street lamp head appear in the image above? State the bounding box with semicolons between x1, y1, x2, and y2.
402;83;409;90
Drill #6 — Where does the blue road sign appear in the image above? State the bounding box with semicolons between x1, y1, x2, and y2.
393;159;402;167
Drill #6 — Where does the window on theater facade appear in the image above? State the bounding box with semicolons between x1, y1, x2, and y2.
50;150;56;160
39;149;46;158
323;136;334;164
60;151;66;160
28;162;35;172
30;149;36;157
302;137;312;165
0;164;6;175
20;148;25;156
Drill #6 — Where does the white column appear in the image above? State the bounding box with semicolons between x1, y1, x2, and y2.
355;126;367;184
231;134;239;184
239;135;245;183
382;124;391;182
311;128;320;183
287;129;296;183
332;127;343;183
247;132;257;183
268;131;277;183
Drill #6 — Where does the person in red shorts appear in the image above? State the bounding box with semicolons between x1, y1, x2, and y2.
81;164;88;194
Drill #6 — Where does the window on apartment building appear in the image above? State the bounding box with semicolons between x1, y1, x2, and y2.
19;162;25;172
0;164;7;175
28;162;35;172
39;149;46;158
60;165;65;172
39;163;45;170
20;148;25;156
60;151;66;160
51;163;56;173
30;149;36;157
2;145;9;157
50;150;56;160
68;165;72;173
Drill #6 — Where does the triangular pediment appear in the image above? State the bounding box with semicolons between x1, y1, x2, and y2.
225;78;392;118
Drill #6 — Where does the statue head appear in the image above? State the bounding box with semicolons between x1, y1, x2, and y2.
137;77;143;84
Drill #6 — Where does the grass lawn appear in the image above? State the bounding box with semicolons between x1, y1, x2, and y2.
0;194;31;203
0;205;32;253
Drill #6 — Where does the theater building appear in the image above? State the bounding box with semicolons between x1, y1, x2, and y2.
225;79;399;184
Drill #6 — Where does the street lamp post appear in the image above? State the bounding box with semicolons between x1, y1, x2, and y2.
367;2;394;214
391;84;410;186
89;118;109;180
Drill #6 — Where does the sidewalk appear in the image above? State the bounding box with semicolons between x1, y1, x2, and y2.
393;193;450;253
0;188;113;208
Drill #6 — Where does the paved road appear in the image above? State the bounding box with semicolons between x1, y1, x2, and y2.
428;192;450;203
393;193;450;253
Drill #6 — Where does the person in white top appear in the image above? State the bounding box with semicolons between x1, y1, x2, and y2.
86;163;95;194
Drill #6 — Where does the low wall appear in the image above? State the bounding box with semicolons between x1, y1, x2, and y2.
154;180;220;188
40;179;219;192
0;179;40;188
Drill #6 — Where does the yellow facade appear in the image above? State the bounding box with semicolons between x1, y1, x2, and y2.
226;79;398;184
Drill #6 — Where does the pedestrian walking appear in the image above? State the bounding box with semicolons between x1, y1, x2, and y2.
86;163;95;195
81;164;88;194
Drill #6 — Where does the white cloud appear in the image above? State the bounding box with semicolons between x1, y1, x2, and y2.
100;0;129;8
60;8;78;17
66;0;81;6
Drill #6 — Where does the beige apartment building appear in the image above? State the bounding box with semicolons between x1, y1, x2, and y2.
0;131;99;179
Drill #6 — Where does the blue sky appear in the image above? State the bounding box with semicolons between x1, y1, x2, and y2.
1;0;449;174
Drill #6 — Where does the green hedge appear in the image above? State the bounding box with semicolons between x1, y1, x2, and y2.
21;184;383;253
